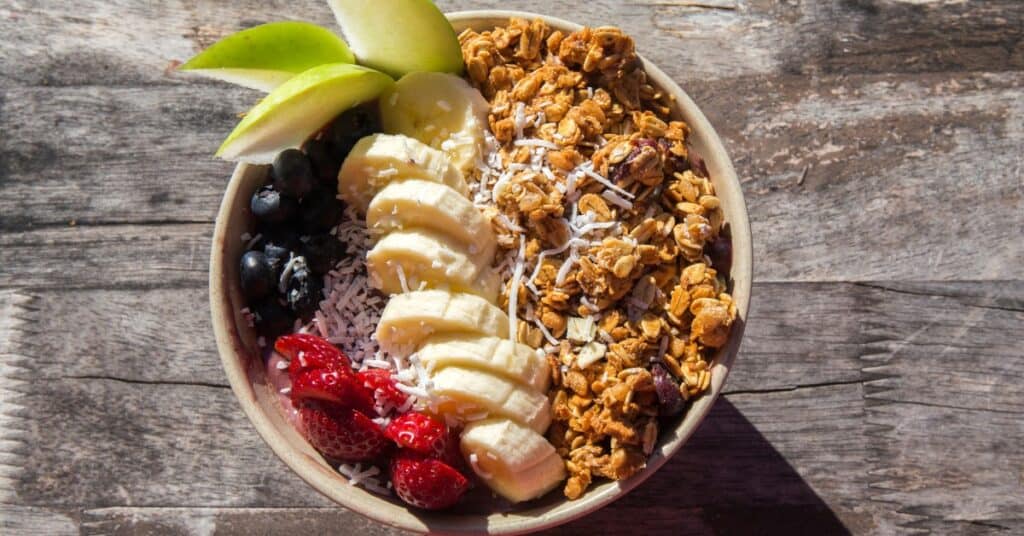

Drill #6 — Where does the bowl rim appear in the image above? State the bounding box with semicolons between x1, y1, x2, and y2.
209;9;752;535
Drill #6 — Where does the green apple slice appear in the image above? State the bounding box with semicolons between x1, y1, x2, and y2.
327;0;463;79
216;63;393;163
179;21;354;92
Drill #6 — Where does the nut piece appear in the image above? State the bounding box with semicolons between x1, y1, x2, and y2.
567;316;597;343
576;341;607;369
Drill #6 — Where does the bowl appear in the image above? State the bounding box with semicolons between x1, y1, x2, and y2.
209;10;751;535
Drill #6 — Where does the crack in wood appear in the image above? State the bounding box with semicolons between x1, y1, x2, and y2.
966;519;1013;531
851;282;1024;313
0;218;215;233
723;378;863;396
0;282;209;292
59;375;230;390
865;398;1024;416
629;1;737;9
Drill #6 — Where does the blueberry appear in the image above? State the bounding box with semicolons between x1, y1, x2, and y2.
299;188;343;234
328;106;379;155
253;299;294;339
239;250;276;300
285;263;323;320
304;138;341;189
301;234;346;275
272;149;315;198
260;230;301;277
250;186;298;224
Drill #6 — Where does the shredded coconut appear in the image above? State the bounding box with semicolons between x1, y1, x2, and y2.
580;162;635;199
602;189;634;210
394;263;410;294
514;138;560;150
469;453;493;479
508;237;526;342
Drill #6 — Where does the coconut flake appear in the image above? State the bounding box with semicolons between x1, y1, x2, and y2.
602;189;634;210
580;163;635;199
469;453;493;479
508;237;526;342
514;138;560;150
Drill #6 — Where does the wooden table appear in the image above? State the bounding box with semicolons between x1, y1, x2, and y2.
1;1;1021;534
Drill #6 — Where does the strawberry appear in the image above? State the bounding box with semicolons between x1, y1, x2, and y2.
291;368;375;415
384;413;448;456
390;450;470;510
274;333;352;376
357;369;409;410
299;401;388;462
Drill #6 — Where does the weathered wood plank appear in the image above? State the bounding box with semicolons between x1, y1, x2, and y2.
2;1;1020;88
16;288;224;385
4;71;1022;279
0;86;243;229
0;289;33;506
4;271;1020;398
853;281;1024;314
1;0;1023;533
0;223;211;289
79;507;404;536
3;280;1022;532
8;382;877;532
865;401;1024;532
859;280;1024;532
862;282;1024;413
712;71;1024;282
10;378;333;508
71;390;875;535
8;282;869;391
0;506;76;536
0;3;1021;282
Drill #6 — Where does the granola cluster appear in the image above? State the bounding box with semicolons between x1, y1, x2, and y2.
460;19;736;500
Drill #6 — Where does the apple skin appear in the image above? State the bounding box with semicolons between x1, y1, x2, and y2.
179;21;355;92
216;63;394;164
327;0;464;79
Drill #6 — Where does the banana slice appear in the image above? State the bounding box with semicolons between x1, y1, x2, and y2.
460;418;567;503
379;72;489;173
429;367;551;434
366;228;499;301
376;290;509;355
337;133;469;213
418;334;550;392
366;179;497;260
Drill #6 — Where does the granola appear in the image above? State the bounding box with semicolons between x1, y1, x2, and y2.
461;19;736;499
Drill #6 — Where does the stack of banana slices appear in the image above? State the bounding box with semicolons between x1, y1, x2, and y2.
338;72;567;503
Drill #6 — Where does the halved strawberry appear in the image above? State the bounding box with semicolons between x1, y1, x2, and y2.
357;369;409;410
299;401;388;462
274;333;352;376
384;413;448;456
390;450;470;510
291;368;375;414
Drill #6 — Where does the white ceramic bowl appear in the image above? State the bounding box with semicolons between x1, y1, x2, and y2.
210;10;751;534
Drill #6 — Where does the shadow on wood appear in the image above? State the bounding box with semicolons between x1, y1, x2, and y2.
555;397;851;535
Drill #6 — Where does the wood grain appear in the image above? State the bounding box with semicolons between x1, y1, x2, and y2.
2;3;1021;283
2;281;1021;533
4;283;872;390
2;0;1023;533
2;1;1020;88
0;223;211;289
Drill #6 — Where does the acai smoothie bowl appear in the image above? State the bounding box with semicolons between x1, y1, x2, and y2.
198;1;751;533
